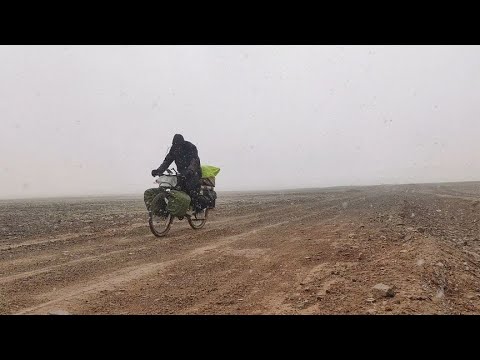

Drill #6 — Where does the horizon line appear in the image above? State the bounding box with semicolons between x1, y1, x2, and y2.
1;179;479;201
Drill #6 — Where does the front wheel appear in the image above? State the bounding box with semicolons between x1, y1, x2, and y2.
149;213;173;237
188;209;209;230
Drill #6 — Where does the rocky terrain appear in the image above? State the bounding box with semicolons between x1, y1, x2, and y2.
1;182;480;314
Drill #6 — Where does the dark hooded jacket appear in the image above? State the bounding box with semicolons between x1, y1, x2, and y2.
156;134;201;176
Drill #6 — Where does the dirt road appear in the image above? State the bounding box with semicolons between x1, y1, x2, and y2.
1;182;480;314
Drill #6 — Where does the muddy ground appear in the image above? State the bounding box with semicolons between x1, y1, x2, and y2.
1;182;480;314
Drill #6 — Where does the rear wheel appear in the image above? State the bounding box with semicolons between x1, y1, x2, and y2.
149;213;173;237
188;209;209;230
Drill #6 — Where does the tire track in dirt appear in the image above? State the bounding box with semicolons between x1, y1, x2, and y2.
13;197;359;314
417;191;480;202
15;219;294;314
2;194;361;280
2;192;358;252
15;260;177;315
0;246;150;284
0;222;148;252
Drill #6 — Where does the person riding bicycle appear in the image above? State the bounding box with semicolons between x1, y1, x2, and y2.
146;134;203;214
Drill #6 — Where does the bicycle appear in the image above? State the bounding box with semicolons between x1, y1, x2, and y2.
148;168;215;237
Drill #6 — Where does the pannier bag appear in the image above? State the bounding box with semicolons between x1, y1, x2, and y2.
145;188;168;215
200;188;217;208
151;191;168;216
166;190;191;217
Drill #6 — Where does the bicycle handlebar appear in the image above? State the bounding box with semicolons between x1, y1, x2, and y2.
158;170;185;178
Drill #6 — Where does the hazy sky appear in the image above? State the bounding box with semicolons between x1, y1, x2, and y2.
1;45;480;198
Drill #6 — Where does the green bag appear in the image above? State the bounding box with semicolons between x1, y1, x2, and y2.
201;165;220;178
151;192;168;216
166;190;191;217
144;188;167;215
